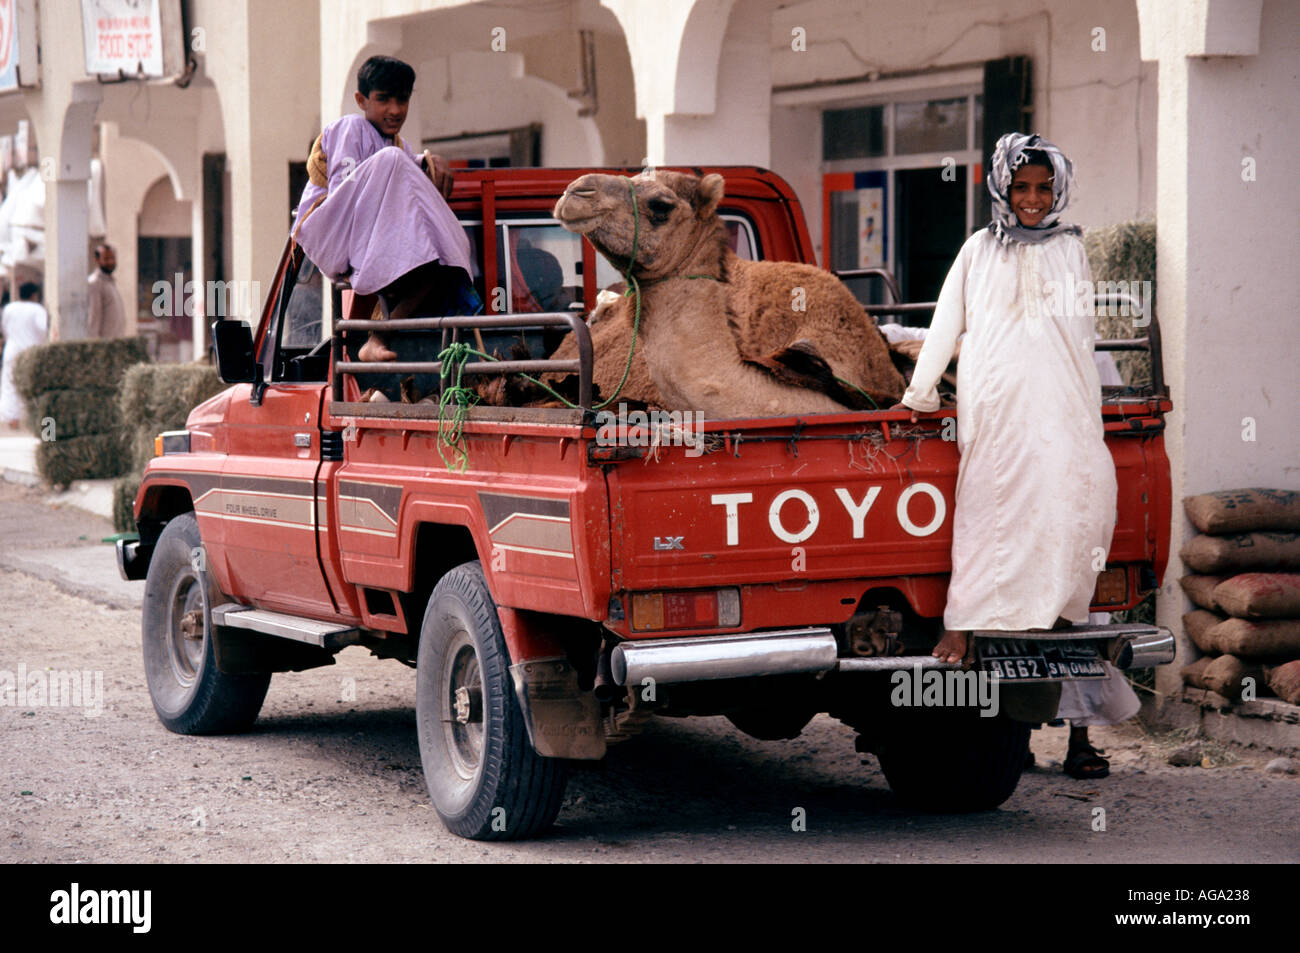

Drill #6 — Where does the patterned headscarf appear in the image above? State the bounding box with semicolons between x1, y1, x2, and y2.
987;132;1081;246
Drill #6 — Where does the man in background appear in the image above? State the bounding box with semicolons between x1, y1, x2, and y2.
0;282;49;428
88;242;127;339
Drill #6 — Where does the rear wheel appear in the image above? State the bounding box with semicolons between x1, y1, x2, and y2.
415;561;568;840
142;512;271;734
875;705;1030;812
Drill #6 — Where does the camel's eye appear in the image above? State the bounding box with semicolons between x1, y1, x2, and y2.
647;197;675;221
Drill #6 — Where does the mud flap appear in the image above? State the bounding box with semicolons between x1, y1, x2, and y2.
509;657;606;760
999;681;1063;723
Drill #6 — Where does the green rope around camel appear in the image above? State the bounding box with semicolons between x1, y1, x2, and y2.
435;177;661;471
431;177;878;470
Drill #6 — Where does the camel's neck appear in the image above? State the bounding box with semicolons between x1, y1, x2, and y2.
637;222;729;284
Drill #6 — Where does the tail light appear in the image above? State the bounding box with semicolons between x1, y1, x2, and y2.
630;588;741;632
1092;567;1128;607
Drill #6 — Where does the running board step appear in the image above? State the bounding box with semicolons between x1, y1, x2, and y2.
211;604;361;650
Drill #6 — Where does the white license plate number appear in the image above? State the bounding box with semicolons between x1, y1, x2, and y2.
977;638;1108;681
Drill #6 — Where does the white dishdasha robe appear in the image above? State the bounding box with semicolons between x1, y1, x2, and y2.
902;229;1117;631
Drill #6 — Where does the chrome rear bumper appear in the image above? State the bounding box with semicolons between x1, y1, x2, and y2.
608;623;1175;686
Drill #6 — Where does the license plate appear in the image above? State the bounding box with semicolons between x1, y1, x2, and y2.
976;638;1108;681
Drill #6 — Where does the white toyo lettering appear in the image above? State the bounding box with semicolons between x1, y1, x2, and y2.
768;489;819;543
711;483;947;545
833;486;881;539
896;483;947;536
711;492;753;546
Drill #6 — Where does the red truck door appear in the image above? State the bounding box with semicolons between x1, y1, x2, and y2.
215;251;336;616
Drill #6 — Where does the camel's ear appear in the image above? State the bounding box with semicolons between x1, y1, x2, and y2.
694;174;725;219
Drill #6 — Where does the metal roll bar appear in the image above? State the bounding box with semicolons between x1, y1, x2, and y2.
330;311;595;408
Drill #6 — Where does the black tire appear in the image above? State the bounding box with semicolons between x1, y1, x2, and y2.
142;512;271;734
875;706;1030;812
415;561;568;840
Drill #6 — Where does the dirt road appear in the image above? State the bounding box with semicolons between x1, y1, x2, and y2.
2;482;1297;863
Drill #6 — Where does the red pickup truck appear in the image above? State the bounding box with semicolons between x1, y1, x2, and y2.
121;166;1175;840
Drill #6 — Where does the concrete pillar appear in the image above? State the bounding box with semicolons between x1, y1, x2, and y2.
194;0;320;331
1136;0;1300;704
23;53;101;338
603;0;773;167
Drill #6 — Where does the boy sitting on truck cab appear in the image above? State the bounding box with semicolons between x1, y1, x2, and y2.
292;55;479;364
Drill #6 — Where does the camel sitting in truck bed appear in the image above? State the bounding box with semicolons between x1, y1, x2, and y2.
549;170;905;417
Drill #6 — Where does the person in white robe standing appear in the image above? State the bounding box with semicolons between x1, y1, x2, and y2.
892;132;1119;672
0;282;49;428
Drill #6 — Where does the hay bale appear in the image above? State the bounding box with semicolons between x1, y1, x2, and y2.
35;432;130;486
1084;221;1156;387
129;430;157;474
13;337;149;399
26;389;121;439
113;475;141;534
119;363;225;433
118;363;153;424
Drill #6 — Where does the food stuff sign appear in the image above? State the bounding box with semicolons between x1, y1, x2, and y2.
80;0;165;77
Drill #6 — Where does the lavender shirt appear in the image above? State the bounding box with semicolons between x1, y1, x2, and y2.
293;114;473;295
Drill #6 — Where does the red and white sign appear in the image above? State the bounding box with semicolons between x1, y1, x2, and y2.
81;0;164;77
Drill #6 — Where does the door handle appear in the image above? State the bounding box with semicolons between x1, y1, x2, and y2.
294;433;312;448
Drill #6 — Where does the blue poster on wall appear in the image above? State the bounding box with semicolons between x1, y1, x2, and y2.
853;170;886;268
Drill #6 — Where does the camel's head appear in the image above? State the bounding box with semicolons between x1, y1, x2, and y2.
554;170;726;281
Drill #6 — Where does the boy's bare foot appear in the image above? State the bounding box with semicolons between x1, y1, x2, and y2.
932;629;971;665
358;334;397;363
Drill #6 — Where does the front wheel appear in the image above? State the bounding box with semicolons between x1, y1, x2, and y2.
415;561;568;840
141;512;271;734
875;705;1030;812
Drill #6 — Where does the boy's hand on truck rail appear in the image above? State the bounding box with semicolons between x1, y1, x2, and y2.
889;402;919;423
422;150;454;199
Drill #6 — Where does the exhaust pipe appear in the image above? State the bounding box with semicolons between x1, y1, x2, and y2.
593;645;618;702
610;628;838;687
1111;627;1176;669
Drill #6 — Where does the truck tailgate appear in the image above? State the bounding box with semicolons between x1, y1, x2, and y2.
602;407;1168;629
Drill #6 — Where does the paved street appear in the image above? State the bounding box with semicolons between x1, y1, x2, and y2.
2;480;1297;863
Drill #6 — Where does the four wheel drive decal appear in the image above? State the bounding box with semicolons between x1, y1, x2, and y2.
479;492;574;559
147;471;410;536
192;475;318;530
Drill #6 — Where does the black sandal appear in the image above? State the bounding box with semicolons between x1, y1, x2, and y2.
1064;743;1109;779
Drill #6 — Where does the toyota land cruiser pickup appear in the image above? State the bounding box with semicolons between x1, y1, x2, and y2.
120;166;1175;840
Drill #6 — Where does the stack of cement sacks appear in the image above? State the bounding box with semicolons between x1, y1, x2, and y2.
1179;489;1300;705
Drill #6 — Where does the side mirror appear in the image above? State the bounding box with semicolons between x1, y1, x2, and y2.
213;320;256;381
211;320;267;405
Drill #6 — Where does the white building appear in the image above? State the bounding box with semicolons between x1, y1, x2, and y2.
2;0;1296;709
